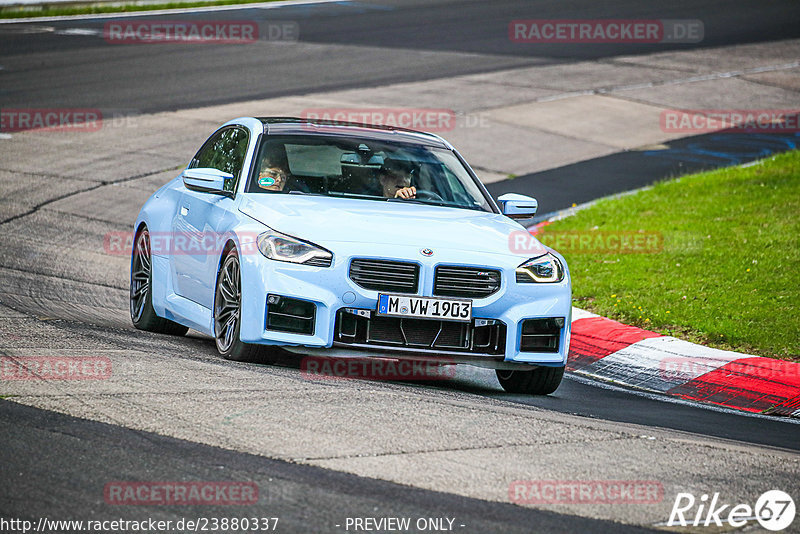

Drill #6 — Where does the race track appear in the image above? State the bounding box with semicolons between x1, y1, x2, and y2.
1;1;799;532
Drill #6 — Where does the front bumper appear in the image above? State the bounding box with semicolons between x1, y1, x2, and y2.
238;243;571;366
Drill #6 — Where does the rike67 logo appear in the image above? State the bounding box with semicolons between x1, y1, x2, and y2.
668;490;795;531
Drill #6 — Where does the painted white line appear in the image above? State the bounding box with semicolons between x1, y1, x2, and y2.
571;307;599;321
0;133;13;139
0;23;54;31
535;90;595;103
0;0;337;23
55;27;100;35
740;159;765;168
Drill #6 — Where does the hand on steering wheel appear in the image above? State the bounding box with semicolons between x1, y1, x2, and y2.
394;186;417;199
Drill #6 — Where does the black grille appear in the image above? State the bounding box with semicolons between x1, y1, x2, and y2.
434;266;501;298
303;256;332;267
349;259;419;294
334;309;505;355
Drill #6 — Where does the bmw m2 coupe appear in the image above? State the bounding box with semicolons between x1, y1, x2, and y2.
131;117;571;394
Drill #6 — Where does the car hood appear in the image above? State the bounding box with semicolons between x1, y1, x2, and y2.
238;194;546;259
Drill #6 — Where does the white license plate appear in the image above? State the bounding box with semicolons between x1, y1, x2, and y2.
377;294;472;322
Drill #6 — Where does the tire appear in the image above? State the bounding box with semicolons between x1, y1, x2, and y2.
130;228;189;336
213;249;266;362
496;365;564;395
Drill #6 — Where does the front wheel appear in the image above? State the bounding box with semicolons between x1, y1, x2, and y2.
496;366;564;395
214;249;266;362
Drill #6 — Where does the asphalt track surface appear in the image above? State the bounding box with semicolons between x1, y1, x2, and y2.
0;399;658;534
1;1;800;533
0;0;798;111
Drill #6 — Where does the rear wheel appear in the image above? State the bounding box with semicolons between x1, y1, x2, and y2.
496;365;564;395
214;249;265;362
130;228;189;336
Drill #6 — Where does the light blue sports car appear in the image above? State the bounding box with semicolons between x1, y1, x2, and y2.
131;117;571;394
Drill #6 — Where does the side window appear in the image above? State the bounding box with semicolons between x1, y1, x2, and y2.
190;127;249;193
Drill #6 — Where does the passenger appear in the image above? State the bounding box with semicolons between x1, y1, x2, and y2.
256;157;308;193
257;165;289;192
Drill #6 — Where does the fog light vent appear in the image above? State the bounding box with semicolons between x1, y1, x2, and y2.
266;295;316;335
520;318;562;352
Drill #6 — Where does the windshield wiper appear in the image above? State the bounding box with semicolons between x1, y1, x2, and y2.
327;191;382;200
386;197;488;212
288;190;327;197
386;197;448;207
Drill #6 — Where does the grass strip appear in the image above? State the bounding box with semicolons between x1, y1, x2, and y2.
541;150;799;360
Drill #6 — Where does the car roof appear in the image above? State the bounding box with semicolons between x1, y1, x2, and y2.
256;117;451;149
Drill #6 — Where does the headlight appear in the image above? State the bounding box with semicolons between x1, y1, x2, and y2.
516;253;564;283
256;229;332;266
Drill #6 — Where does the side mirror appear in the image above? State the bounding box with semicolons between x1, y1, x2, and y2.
183;168;234;196
498;193;538;219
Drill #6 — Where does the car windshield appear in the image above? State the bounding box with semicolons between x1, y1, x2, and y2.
247;135;493;213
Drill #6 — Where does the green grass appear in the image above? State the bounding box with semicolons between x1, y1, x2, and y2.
0;0;286;19
542;150;800;360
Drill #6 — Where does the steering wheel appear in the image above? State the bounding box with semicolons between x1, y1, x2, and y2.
414;189;444;202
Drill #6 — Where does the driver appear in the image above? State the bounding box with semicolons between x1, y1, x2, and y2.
379;158;417;199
